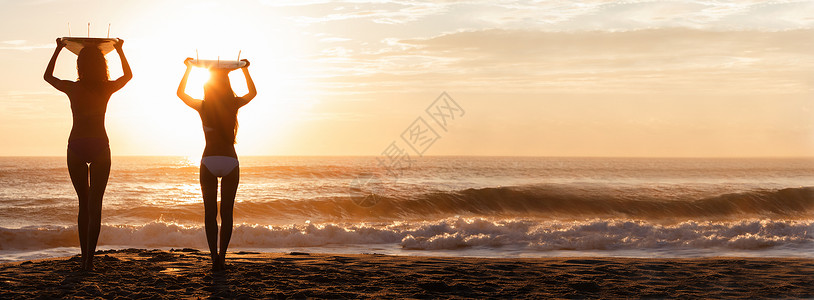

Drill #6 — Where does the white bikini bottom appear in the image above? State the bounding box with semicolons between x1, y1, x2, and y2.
201;156;239;177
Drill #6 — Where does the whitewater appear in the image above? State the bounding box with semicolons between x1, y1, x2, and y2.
0;156;812;262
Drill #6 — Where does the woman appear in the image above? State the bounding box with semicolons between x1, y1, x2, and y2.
177;57;256;271
44;38;132;271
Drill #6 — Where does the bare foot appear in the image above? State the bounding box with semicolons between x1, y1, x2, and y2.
83;257;94;272
211;254;222;271
217;256;226;271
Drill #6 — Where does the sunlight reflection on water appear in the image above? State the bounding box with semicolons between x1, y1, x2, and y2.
181;156;200;168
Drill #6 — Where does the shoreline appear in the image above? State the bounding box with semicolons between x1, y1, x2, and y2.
1;249;812;298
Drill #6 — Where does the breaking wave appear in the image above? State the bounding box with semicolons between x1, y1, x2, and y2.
5;186;812;226
1;218;811;252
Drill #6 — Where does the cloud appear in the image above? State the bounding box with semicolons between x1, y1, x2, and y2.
487;0;814;31
307;28;814;94
266;1;451;24
546;0;814;31
319;37;353;43
0;90;67;120
263;0;814;30
0;40;51;51
2;40;26;45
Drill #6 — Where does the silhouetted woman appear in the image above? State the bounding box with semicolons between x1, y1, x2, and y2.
44;38;132;271
177;58;256;271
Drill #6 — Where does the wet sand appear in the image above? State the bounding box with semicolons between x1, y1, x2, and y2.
0;249;812;298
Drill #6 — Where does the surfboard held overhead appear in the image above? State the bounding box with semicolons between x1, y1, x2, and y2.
62;37;119;55
190;59;247;70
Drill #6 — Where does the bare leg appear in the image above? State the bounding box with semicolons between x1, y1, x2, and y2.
200;164;221;270
67;151;89;269
218;166;239;270
84;149;111;271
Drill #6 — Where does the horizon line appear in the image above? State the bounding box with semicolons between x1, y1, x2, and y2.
3;155;814;159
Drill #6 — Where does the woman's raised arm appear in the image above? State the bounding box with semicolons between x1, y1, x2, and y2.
110;38;132;91
177;58;203;111
236;59;256;107
44;38;70;92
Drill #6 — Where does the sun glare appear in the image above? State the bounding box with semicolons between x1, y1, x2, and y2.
94;2;311;156
184;67;211;100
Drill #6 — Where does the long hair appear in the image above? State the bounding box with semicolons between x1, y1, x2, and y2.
201;70;239;144
76;46;109;82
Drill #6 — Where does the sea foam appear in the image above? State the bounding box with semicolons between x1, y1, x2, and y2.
1;218;810;253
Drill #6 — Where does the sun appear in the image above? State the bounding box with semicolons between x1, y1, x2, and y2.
183;67;211;100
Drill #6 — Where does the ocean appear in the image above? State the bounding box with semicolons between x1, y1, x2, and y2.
0;156;812;262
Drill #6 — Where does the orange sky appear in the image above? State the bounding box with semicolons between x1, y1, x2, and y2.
1;0;813;157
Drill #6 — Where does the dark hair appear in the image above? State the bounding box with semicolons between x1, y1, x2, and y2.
202;71;239;144
77;46;109;82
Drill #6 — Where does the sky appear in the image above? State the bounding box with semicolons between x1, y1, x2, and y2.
0;0;813;157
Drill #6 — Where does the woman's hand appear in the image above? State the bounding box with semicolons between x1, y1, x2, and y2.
241;59;250;68
184;57;194;67
114;38;124;50
46;38;68;89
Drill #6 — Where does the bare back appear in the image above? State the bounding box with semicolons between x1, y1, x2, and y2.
44;38;131;143
55;81;120;142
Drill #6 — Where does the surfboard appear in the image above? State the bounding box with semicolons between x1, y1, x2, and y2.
62;37;118;55
190;59;247;70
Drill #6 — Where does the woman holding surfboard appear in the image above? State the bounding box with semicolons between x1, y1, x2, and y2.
177;57;256;271
44;37;132;271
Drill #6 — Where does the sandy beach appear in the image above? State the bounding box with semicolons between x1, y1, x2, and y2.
0;249;811;299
